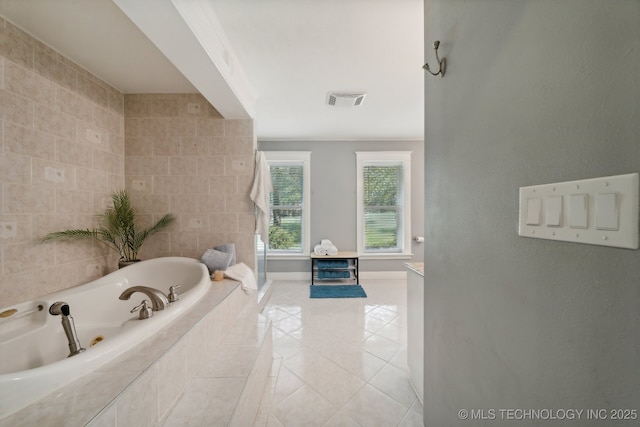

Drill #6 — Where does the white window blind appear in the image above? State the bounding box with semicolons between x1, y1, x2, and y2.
269;163;303;252
356;151;412;256
363;163;403;251
264;151;311;256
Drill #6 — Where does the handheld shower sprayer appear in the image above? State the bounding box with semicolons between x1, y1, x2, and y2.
49;302;85;357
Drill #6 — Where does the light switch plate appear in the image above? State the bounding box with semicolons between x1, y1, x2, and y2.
518;173;639;249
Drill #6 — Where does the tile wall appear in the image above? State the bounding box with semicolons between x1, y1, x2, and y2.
0;18;125;306
0;17;257;307
123;93;256;267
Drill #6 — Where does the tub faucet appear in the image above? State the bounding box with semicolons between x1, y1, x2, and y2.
49;302;86;357
119;286;170;311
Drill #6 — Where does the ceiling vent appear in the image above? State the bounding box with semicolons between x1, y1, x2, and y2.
327;92;367;107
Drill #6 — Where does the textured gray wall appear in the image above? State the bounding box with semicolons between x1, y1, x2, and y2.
424;0;640;425
259;140;424;273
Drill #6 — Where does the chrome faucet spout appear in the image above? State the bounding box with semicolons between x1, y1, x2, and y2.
119;286;169;311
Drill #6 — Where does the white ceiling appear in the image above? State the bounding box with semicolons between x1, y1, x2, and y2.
0;0;424;141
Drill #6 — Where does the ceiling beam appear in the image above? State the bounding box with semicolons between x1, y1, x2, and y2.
112;0;256;119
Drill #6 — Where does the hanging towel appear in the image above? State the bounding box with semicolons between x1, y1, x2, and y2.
250;151;273;243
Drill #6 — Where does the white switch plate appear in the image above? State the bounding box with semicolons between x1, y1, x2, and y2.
518;173;639;249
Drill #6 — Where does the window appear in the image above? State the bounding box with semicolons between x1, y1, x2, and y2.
264;151;311;256
356;151;412;257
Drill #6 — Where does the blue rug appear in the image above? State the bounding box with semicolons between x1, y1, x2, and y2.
309;284;367;298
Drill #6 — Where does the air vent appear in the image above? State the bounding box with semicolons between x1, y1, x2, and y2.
327;92;367;107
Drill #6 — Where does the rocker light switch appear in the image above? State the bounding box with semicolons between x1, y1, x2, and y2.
595;193;619;230
569;194;588;229
545;195;562;227
526;198;542;225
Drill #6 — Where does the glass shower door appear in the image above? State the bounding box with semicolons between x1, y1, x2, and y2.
256;234;267;288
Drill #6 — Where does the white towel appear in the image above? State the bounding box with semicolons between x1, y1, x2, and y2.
223;262;257;294
314;239;338;255
314;244;327;256
249;151;273;244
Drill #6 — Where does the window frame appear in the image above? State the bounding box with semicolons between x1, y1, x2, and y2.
264;151;311;258
356;151;412;258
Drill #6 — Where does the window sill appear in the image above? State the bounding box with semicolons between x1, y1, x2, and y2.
357;253;414;260
267;254;311;261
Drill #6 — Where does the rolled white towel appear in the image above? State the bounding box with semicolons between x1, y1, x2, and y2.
314;244;327;256
321;239;333;250
326;245;338;256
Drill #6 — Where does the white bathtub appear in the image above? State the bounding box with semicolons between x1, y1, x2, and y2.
0;257;210;417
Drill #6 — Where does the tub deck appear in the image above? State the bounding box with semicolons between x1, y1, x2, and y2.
1;279;273;427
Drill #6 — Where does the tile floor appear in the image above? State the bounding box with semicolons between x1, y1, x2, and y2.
254;279;423;427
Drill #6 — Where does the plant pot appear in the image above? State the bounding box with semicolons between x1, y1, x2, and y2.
118;259;141;269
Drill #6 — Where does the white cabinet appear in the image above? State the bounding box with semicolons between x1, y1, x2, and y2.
405;262;424;403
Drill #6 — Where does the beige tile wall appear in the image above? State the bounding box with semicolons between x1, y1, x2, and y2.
0;18;125;306
0;17;257;307
124;94;256;267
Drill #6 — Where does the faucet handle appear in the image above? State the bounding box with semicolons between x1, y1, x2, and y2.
130;300;153;319
168;285;181;303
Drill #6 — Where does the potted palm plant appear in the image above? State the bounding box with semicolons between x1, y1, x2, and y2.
40;190;175;268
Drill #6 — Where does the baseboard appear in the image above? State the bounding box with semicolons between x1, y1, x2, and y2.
267;271;407;281
266;272;308;281
360;271;407;280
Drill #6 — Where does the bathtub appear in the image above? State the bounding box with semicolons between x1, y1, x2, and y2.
0;257;210;417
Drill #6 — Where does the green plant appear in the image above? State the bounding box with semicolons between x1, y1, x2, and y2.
40;190;175;262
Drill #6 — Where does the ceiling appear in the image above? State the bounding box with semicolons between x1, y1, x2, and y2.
0;0;424;141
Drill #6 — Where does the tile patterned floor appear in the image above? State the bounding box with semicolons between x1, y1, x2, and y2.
255;279;423;427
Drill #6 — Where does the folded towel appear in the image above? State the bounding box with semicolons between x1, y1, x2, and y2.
318;270;351;279
314;239;338;256
316;260;349;269
223;262;257;294
314;244;327;256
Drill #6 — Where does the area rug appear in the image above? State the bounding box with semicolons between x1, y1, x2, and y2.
309;284;367;298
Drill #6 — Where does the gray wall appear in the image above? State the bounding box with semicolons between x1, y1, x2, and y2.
259;140;424;273
424;1;640;425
